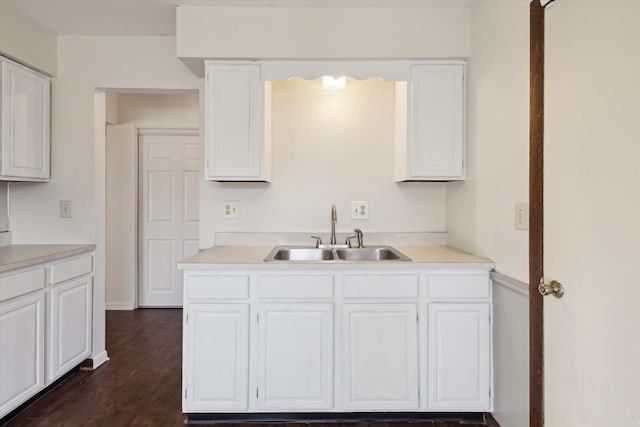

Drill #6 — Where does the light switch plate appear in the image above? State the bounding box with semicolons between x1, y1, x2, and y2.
351;201;369;219
223;201;240;219
59;200;72;218
515;203;529;231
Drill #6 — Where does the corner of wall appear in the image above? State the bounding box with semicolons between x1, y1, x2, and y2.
0;1;58;75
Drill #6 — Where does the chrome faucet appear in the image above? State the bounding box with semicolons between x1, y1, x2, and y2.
330;204;337;245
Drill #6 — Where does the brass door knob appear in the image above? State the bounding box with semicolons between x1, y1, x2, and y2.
538;278;564;298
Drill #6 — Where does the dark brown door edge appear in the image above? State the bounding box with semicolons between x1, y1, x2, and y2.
530;0;552;426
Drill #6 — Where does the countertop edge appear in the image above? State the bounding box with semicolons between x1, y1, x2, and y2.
177;245;495;271
0;244;96;274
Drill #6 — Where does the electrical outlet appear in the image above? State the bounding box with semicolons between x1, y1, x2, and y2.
60;200;72;218
223;201;240;219
351;201;369;219
515;203;529;231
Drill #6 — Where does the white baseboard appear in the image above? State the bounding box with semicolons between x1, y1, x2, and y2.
88;350;110;370
106;302;136;310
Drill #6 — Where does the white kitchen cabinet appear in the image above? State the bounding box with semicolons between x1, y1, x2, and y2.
428;303;491;410
257;303;333;410
204;62;270;181
0;291;45;418
183;303;250;412
0;250;94;419
47;276;93;383
180;266;492;416
0;57;51;181
342;303;419;410
396;63;465;181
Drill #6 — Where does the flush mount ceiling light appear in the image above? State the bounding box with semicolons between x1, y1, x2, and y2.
322;76;347;91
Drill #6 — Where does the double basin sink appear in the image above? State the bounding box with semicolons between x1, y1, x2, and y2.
264;245;411;262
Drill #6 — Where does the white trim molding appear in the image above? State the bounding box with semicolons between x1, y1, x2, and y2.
491;271;528;296
105;302;136;311
137;128;199;136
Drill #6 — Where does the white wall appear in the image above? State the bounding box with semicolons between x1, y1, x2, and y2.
447;1;529;282
106;93;198;310
9;36;200;245
200;78;446;248
492;274;529;427
0;0;57;74
446;2;530;426
177;6;470;61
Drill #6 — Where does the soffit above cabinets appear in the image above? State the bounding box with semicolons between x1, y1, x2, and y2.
176;6;471;77
7;0;472;37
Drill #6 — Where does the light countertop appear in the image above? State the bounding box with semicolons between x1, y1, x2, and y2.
0;244;96;274
178;245;494;271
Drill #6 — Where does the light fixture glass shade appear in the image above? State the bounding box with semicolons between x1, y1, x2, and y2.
322;76;347;90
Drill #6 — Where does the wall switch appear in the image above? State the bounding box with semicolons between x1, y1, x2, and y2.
515;203;529;231
223;201;240;219
351;201;369;219
60;200;72;218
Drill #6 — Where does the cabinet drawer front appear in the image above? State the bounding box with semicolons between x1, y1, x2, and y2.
427;274;490;299
259;275;333;298
343;275;419;298
0;268;45;301
50;255;93;285
186;275;249;300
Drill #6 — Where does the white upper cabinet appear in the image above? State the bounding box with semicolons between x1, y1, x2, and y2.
204;62;271;181
0;57;51;182
396;62;465;181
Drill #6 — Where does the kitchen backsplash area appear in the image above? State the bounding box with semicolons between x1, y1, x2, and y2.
200;77;446;248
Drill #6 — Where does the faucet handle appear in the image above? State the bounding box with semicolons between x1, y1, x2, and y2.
345;234;357;248
310;235;322;248
354;228;364;248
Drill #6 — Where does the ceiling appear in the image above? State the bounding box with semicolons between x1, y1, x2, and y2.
5;0;474;37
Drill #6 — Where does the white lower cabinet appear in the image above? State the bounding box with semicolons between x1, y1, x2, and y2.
0;292;45;417
343;304;418;410
47;276;93;383
258;303;333;410
0;252;93;419
182;269;492;415
428;303;491;410
183;304;249;412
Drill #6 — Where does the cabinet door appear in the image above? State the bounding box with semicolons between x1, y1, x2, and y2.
428;303;491;410
0;60;50;181
205;63;268;181
406;63;464;181
47;277;93;383
343;304;419;410
0;292;45;418
183;304;249;412
258;303;333;410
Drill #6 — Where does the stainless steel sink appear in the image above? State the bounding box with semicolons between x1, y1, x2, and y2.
265;247;335;261
335;246;411;261
263;246;410;262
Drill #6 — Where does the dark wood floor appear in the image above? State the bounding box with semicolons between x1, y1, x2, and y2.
3;309;493;427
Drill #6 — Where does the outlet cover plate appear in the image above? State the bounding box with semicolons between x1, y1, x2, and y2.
351;201;369;219
223;201;240;219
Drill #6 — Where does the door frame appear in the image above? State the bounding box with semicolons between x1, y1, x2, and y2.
529;0;554;425
136;127;199;308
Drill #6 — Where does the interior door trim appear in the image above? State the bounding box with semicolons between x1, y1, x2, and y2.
529;1;546;426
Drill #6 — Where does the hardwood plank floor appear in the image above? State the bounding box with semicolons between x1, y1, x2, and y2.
3;309;491;427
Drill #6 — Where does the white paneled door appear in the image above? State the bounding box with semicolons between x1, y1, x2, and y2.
543;3;640;426
139;131;200;307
